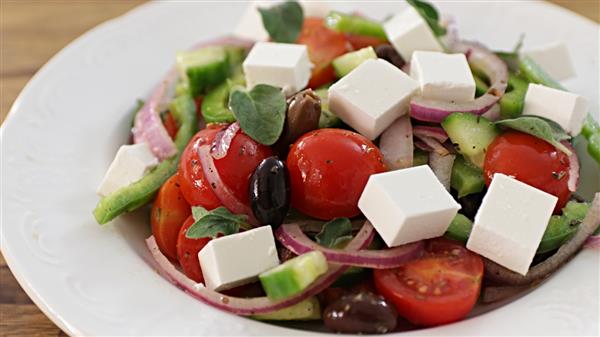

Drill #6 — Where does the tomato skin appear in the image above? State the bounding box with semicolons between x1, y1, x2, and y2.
297;18;349;88
374;239;483;326
176;215;211;283
151;174;191;260
346;34;389;50
287;129;386;219
484;131;571;212
163;112;179;140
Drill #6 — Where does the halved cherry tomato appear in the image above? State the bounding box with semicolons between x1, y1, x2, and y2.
484;131;571;212
176;215;211;283
151;174;191;260
346;34;389;50
178;126;224;209
374;239;483;326
287;129;386;219
297;18;349;88
163;112;179;140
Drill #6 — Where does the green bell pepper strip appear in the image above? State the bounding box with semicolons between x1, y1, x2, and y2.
93;92;198;224
473;75;489;97
499;74;528;119
324;11;387;40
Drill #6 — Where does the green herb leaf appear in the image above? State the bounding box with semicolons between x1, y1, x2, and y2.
186;206;247;239
229;84;286;145
496;116;572;155
258;1;304;43
406;0;446;37
315;218;353;248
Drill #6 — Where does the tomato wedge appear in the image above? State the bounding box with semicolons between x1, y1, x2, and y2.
151;174;191;260
176;215;211;283
162;111;179;140
374;239;483;326
297;18;349;88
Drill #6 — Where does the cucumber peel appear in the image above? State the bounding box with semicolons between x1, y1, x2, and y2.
332;47;377;78
176;47;231;96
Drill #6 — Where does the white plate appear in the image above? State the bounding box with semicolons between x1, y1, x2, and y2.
1;1;599;336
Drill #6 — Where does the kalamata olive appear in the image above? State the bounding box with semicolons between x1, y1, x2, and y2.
375;44;405;69
456;191;486;219
274;89;321;156
323;291;397;334
249;157;290;228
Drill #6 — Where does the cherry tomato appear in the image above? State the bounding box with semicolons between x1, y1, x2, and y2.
346;34;389;50
287;129;386;219
484;131;571;212
374;239;483;326
163;112;179;140
176;215;211;283
178;126;223;209
151;174;191;260
297;18;349;88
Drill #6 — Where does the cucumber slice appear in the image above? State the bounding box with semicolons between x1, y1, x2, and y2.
451;155;485;198
324;11;387;39
252;297;321;321
441;112;500;167
444;213;473;243
332;47;377;78
259;251;328;300
201;74;245;123
315;88;341;128
176;47;230;96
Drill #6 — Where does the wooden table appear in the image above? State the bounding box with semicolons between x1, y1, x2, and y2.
1;1;598;335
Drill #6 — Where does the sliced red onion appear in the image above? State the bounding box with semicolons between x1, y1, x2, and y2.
585;235;600;249
145;221;374;315
482;103;501;121
211;122;240;159
380;115;413;170
563;142;580;193
413;125;449;142
410;41;508;123
276;222;424;269
429;152;456;190
133;36;255;160
414;134;449;156
414;139;433;152
197;144;257;225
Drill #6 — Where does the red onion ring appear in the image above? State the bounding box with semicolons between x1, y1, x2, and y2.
132;36;255;160
412;125;449;143
197;144;258;225
585;235;600;249
379;115;414;170
145;221;374;315
211;122;241;159
429;152;455;190
414;139;433;152
414;134;449;156
275;222;424;269
410;41;508;123
563;142;580;193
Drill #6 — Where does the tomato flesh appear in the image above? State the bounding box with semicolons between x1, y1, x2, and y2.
484;131;571;212
151;174;191;260
163;112;179;140
287;128;386;219
176;215;211;283
374;239;483;326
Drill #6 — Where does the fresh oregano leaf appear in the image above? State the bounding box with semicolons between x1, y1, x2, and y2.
496;116;572;155
258;0;304;43
315;218;353;248
228;84;286;145
406;0;446;37
186;206;247;239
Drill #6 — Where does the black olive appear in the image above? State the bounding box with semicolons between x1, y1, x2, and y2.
249;157;290;228
455;190;486;219
375;44;405;69
273;89;321;157
323;291;397;334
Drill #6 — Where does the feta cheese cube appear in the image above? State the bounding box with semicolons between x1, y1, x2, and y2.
328;59;419;140
358;165;461;247
96;143;158;197
383;6;443;61
243;42;313;95
198;226;280;291
410;51;476;102
523;83;588;135
523;42;575;81
467;174;558;275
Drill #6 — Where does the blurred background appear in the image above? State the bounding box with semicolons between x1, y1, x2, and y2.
0;0;598;335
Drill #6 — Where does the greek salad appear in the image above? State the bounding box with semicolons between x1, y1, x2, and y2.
94;0;600;333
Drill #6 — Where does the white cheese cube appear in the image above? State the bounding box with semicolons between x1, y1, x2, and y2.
383;6;443;61
523;83;588;135
328;59;419;140
243;42;313;95
96;143;158;197
358;165;461;247
523;42;575;81
198;226;280;291
467;174;557;275
410;51;476;102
